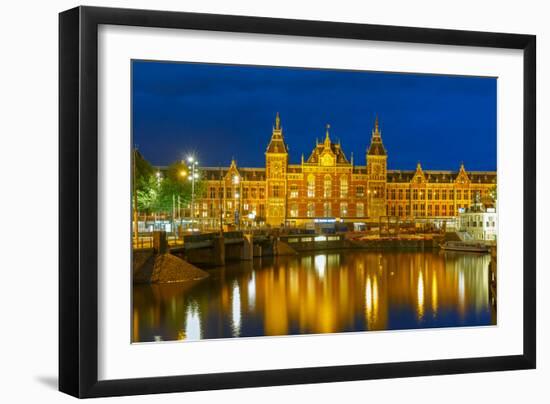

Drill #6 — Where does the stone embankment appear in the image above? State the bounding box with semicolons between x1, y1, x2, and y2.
133;248;209;284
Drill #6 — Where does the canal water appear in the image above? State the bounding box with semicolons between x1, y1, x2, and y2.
132;250;496;342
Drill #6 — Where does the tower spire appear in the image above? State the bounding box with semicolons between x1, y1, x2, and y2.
367;115;386;156
266;112;287;154
324;123;331;146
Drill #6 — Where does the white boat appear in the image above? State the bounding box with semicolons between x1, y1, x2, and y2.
440;241;490;253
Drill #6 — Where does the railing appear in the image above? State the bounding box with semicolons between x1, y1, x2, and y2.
280;234;345;244
132;234;153;249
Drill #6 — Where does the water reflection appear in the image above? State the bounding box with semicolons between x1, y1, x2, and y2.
184;302;201;340
132;250;495;342
231;281;241;337
417;270;425;322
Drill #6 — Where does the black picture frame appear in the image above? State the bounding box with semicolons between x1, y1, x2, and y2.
59;6;536;398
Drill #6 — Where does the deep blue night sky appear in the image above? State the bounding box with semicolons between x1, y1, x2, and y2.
132;60;496;171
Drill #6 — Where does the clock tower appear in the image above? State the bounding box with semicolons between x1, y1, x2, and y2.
366;116;387;220
265;112;288;226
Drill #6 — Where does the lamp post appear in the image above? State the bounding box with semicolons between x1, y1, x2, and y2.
233;174;240;230
187;156;199;231
178;169;187;223
155;171;161;230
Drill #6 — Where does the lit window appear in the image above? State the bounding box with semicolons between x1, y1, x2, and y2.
323;201;332;217
324;175;332;198
290;184;299;198
307;175;315;198
290;203;299;217
307;202;315;217
357;202;364;217
340;202;348;217
340;176;348;198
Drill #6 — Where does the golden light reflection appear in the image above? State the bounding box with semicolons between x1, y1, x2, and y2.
132;250;494;342
184;302;201;340
133;309;139;342
372;275;379;326
314;254;327;278
248;273;256;310
458;269;465;319
417;270;425;322
431;273;438;318
232;281;241;337
365;277;372;327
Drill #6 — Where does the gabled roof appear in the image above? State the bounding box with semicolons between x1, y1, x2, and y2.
367;116;387;156
305;125;350;165
266;112;288;154
386;166;496;184
202;163;266;182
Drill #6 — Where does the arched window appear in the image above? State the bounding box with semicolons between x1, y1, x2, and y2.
356;202;364;217
307;174;315;198
324;175;332;198
307;202;315;217
340;175;348;198
340;202;348;217
323;202;332;217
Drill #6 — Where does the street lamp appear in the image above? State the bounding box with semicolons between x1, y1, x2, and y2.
233;175;240;229
187;156;199;231
155;171;162;230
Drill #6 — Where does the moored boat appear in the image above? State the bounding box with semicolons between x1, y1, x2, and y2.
440;241;490;253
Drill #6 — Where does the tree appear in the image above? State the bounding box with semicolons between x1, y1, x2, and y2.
136;175;160;213
157;160;206;214
133;150;206;216
134;150;159;214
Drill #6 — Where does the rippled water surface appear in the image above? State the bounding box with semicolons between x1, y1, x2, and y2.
132;250;496;342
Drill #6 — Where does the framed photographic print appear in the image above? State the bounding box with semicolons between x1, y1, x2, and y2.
59;6;536;398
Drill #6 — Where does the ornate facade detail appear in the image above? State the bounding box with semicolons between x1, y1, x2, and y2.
195;114;496;228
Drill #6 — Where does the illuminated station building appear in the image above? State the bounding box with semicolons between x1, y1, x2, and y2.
196;113;496;229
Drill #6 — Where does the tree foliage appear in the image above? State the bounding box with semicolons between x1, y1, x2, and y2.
133;150;206;215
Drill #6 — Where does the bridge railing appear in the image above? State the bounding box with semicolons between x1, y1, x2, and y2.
133;233;153;249
280;233;345;244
